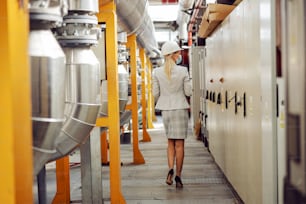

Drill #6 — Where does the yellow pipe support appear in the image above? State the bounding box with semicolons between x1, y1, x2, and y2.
52;157;71;204
126;34;145;164
146;59;157;126
97;1;126;203
0;1;34;203
96;116;109;127
139;48;151;141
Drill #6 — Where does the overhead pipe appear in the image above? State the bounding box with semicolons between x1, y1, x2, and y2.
116;0;161;58
156;0;195;41
176;0;196;40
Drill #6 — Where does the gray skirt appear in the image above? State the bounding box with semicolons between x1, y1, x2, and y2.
161;109;189;139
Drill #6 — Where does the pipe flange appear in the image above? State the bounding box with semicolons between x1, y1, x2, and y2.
30;8;63;29
29;0;67;29
54;13;100;46
30;13;63;29
30;11;62;22
56;38;99;47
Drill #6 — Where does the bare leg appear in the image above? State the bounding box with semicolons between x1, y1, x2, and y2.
167;139;175;170
175;139;185;177
166;139;175;185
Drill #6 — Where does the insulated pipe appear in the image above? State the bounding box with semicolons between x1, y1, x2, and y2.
177;0;195;23
176;0;195;40
116;0;160;57
48;0;102;161
30;30;66;175
30;0;102;173
29;0;67;175
48;47;102;161
100;64;129;116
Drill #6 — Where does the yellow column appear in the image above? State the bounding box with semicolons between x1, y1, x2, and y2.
139;48;151;141
96;1;126;203
52;157;70;204
126;34;145;164
147;59;157;126
0;1;33;203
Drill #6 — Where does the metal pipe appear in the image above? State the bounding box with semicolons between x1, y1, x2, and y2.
30;30;66;175
100;64;129;116
50;47;102;161
49;0;102;161
29;0;103;171
116;0;160;57
29;0;67;175
67;0;98;13
177;0;196;40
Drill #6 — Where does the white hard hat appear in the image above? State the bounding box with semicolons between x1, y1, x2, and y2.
161;41;182;56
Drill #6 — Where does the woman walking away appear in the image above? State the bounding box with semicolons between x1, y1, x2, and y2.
152;41;192;188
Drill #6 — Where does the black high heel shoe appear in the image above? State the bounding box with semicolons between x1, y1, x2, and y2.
175;176;183;188
166;169;174;185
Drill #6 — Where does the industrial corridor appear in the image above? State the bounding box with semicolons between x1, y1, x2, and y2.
4;0;306;203
34;117;241;203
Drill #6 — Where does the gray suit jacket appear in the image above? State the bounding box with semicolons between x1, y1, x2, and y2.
153;65;192;110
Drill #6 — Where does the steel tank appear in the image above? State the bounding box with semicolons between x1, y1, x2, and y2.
29;0;67;175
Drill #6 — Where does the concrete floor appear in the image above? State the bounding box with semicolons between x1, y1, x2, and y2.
34;117;243;204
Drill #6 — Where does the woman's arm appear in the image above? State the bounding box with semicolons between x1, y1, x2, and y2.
183;68;192;97
152;70;160;103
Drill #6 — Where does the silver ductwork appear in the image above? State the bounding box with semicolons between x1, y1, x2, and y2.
116;0;161;58
49;47;102;161
48;0;102;162
100;64;129;116
29;0;67;175
31;0;148;174
177;0;195;40
100;32;129;117
30;30;66;175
